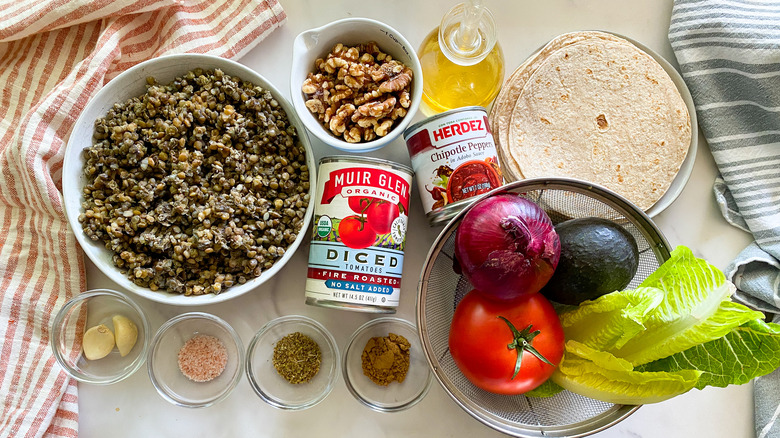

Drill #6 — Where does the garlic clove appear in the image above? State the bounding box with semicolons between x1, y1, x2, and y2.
83;324;115;360
112;314;138;357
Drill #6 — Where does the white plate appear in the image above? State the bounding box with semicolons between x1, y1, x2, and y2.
62;54;316;306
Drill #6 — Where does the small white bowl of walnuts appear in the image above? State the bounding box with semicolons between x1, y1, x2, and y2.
290;18;423;153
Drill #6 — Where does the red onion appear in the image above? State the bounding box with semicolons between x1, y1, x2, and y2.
454;193;560;301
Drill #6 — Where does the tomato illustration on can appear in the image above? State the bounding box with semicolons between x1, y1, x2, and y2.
404;106;504;226
305;156;413;313
446;159;502;203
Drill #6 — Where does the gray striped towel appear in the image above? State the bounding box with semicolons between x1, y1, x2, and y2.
669;1;780;437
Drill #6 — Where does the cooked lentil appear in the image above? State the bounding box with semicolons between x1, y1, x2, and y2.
78;68;310;295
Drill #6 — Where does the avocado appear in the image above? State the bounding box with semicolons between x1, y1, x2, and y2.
541;217;639;306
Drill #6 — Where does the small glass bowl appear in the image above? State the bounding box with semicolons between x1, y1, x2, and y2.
343;317;432;412
246;315;339;410
50;289;151;385
147;312;244;408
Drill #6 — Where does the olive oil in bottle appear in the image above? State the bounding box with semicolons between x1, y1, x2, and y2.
418;1;504;114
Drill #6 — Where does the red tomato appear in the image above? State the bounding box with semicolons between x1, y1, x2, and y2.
449;290;565;395
338;215;377;249
347;196;376;214
366;201;400;234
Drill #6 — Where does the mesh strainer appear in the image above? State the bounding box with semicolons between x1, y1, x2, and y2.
417;178;672;437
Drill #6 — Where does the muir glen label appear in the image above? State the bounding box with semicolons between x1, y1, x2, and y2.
305;156;413;313
403;106;504;226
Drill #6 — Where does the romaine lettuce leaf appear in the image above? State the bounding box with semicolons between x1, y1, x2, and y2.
551;246;776;404
524;378;564;398
551;340;701;405
614;298;764;365
613;247;763;365
638;318;780;389
561;247;764;366
560;286;663;351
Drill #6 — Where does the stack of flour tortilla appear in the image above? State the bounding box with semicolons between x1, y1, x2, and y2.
490;31;691;212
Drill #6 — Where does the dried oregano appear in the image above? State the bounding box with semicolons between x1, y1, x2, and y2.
272;332;321;384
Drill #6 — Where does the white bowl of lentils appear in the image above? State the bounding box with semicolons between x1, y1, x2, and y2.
63;54;316;305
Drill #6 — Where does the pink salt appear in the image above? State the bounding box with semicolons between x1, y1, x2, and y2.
177;334;228;382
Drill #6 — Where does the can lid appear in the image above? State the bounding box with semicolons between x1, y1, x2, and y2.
319;155;414;175
427;190;494;226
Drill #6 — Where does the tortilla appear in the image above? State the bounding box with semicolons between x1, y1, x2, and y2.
499;31;690;211
490;32;628;181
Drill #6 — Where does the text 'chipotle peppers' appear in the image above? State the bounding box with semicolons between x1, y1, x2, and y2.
305;156;413;314
454;193;560;301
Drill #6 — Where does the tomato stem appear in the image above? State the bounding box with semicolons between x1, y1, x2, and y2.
498;316;555;380
356;214;369;231
358;198;372;215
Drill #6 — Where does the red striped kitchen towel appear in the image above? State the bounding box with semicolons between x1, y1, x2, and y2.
0;0;286;436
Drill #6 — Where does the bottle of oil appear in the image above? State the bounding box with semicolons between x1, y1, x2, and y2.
418;1;504;115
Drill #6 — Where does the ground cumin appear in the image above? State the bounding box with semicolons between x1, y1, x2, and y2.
361;332;410;386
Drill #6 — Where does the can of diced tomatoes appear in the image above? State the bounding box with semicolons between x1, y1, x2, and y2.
305;156;413;313
403;106;504;226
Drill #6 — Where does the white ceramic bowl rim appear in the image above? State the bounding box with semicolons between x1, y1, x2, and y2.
290;17;423;153
62;53;316;306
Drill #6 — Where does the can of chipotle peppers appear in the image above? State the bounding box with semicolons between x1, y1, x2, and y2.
305;156;413;313
403;106;503;226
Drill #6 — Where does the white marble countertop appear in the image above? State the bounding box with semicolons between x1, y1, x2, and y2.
79;0;758;437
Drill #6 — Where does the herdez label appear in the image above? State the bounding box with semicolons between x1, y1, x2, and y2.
404;106;503;225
